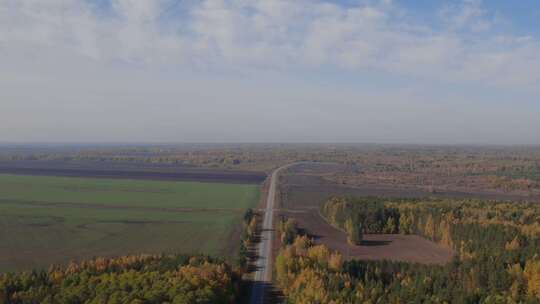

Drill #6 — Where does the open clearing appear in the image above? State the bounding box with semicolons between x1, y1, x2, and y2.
278;163;454;264
291;208;453;264
0;174;260;272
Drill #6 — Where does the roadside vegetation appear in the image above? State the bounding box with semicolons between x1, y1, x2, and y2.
274;197;540;303
237;208;259;271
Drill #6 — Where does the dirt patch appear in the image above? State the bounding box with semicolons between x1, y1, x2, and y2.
274;162;540;265
281;208;453;264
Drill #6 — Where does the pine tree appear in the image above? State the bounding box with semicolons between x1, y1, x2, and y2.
345;218;362;245
384;217;396;234
425;214;435;240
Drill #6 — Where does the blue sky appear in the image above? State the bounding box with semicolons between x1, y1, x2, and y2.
451;0;539;33
0;0;539;144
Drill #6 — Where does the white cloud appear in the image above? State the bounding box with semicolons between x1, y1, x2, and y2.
440;0;491;32
1;0;539;89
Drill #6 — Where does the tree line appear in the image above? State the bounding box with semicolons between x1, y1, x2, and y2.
0;254;241;304
237;208;259;270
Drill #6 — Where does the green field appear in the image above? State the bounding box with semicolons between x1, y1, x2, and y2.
0;174;260;272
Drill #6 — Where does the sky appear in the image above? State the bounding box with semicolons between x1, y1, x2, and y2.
0;0;539;144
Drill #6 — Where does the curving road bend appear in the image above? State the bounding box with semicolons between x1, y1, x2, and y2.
250;164;296;304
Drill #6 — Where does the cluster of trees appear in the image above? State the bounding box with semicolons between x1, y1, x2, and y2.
321;197;540;248
0;254;241;304
275;236;347;303
277;217;299;247
275;197;540;302
321;197;400;243
237;208;258;270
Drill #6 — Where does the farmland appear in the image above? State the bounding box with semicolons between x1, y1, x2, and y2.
0;174;260;272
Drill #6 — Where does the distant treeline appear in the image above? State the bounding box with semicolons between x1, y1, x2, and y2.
2;145;540;182
274;197;540;303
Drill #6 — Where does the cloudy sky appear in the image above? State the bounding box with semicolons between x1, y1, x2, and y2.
1;0;539;144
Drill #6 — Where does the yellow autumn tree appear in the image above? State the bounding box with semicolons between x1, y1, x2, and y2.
424;214;435;240
328;252;343;272
307;245;330;269
524;260;540;298
289;268;330;304
440;215;453;248
507;263;525;301
505;236;521;251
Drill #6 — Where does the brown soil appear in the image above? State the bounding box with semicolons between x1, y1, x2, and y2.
282;207;453;264
276;162;540;265
0;160;266;184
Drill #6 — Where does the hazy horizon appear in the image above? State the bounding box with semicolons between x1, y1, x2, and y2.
2;141;540;149
1;0;539;145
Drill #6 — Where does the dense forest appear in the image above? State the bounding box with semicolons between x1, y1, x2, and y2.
275;197;540;303
0;254;241;304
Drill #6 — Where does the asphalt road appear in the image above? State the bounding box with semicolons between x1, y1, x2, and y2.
249;164;294;304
